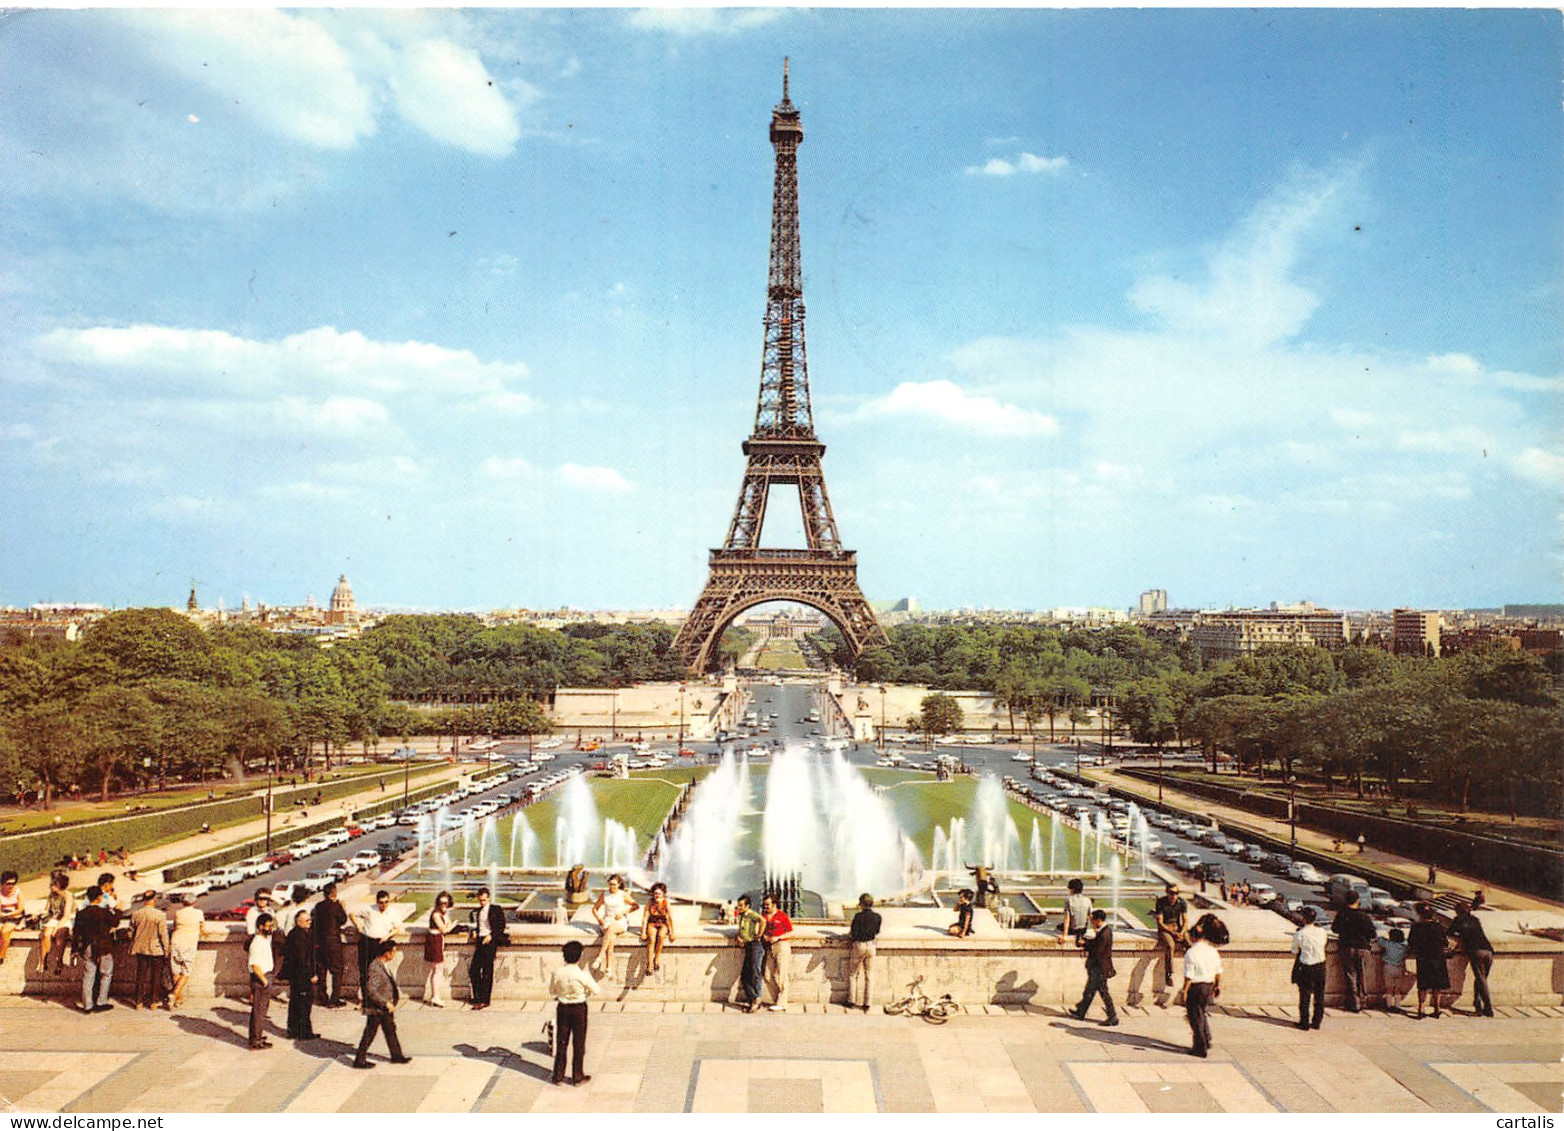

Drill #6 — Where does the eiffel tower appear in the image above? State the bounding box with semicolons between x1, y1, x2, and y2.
673;61;889;674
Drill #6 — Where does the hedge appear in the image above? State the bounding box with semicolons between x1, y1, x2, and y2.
159;778;453;885
1;763;451;882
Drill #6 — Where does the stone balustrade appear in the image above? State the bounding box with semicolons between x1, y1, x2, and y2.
4;910;1560;1010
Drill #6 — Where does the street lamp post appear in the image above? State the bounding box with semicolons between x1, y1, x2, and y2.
878;684;886;751
1288;774;1298;848
403;747;410;808
264;752;274;854
677;682;687;752
1157;746;1164;803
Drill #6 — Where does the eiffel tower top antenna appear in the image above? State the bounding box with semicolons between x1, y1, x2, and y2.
782;56;789;102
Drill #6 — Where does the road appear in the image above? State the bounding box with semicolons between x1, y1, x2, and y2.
187;680;1361;929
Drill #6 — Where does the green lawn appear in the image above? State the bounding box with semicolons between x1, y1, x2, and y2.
756;640;807;669
494;777;685;866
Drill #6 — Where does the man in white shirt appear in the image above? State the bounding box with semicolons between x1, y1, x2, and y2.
549;940;600;1086
1292;907;1328;1030
1181;914;1227;1058
354;890;397;996
247;914;277;1050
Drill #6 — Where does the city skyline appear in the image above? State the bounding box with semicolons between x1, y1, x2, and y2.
2;10;1559;612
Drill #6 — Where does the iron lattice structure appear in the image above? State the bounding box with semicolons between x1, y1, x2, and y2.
674;62;889;673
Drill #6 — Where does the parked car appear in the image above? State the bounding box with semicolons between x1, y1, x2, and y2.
299;871;333;894
1367;887;1398;915
1289;861;1324;884
1241;845;1268;865
1199;861;1226;883
350;850;383;871
237;856;273;879
1325;873;1375;909
1248;883;1278;905
1222;839;1248;856
161;880;211;902
325;860;354;881
204;866;248;889
264;851;295;867
1264;853;1294;875
267;882;298;905
1183;854;1205;872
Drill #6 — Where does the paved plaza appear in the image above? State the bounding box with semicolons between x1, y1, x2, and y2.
1;997;1559;1114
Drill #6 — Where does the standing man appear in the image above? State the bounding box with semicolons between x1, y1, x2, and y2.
0;871;22;964
847;893;881;1012
244;889;273;937
313;882;349;1006
761;892;794;1013
549;940;599;1086
128;891;169;1010
72;885;117;1013
1291;907;1328;1030
248;913;277;1050
284;907;321;1040
1448;903;1495;1017
353;939;412;1069
1182;915;1228;1058
1070;908;1119;1026
168;893;204;1010
468;888;506;1010
1061;878;1093;941
730;894;766;1013
1356;833;1366;854
1331;892;1376;1013
97;873;120;913
353;890;397;997
1153;883;1188;1000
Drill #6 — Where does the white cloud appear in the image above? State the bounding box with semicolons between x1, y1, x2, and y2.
965;151;1069;177
34;324;530;401
1129;162;1360;347
850;379;1057;437
483;457;631;493
116;10;526;158
625;9;783;35
557;463;633;493
1512;447;1564;487
389;39;523;157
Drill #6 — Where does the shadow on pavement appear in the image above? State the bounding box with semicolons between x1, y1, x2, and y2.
1050;1020;1195;1057
453;1041;552;1082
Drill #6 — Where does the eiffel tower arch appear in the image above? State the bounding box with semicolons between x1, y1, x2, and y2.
673;62;889;674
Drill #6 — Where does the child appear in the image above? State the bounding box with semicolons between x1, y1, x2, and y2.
1377;927;1410;1011
550;940;599;1086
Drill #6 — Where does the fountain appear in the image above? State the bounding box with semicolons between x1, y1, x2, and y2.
1027;818;1044;873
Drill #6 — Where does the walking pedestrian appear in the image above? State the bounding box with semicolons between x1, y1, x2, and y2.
168;893;203;1009
248;913;277;1050
354;890;397;994
467;887;507;1009
641;882;674;975
591;874;638;979
1291;907;1327;1030
353;939;412;1069
1356;833;1366;854
1061;878;1093;941
1408;902;1450;1019
129;891;169;1010
422;892;456;1007
72;885;117;1013
761;891;794;1012
38;871;75;975
1426;864;1437;886
284;908;320;1039
847;893;881;1012
550;940;599;1086
1331;892;1376;1012
313;881;349;1006
1070;909;1120;1026
1182;914;1228;1058
1153;883;1189;999
1447;903;1495;1017
730;894;766;1012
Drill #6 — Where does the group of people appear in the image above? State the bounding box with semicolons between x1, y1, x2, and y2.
1219;880;1257;906
1291;894;1495;1025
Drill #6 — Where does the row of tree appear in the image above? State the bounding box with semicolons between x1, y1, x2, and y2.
822;621;1559;816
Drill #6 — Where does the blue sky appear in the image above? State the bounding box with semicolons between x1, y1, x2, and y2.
1;8;1559;613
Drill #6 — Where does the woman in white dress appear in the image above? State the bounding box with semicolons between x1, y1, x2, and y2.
591;874;640;979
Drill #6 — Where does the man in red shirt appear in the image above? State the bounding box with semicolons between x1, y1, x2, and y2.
761;893;794;1012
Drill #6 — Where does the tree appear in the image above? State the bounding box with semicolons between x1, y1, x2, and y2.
78;685;159;801
916;693;964;743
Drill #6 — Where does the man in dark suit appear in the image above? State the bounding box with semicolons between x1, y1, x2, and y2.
1331;892;1377;1012
1070;909;1120;1026
284;907;320;1039
467;888;507;1009
353;939;412;1069
312;882;349;1006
